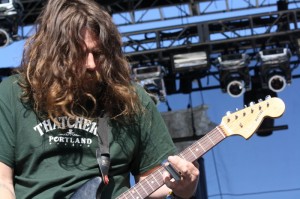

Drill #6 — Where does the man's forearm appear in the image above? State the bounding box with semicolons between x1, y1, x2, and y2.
0;181;15;199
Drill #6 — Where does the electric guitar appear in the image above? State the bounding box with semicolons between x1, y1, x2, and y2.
71;96;285;199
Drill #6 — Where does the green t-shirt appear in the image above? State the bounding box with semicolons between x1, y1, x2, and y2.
0;75;177;199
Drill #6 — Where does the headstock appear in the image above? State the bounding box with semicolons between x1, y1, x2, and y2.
220;97;285;139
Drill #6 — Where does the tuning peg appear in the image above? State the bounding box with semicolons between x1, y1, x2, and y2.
249;101;255;106
258;99;263;103
265;95;271;99
235;108;239;111
226;111;231;116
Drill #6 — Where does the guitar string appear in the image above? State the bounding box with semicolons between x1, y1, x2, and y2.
117;128;227;199
118;167;166;199
119;131;225;198
179;128;225;162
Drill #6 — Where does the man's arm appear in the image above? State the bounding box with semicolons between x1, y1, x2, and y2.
0;162;15;199
135;156;199;199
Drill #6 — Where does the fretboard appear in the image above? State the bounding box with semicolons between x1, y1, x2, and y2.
116;126;227;199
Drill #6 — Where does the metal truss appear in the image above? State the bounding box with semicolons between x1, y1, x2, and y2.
18;0;300;26
122;8;300;61
108;0;300;26
18;0;45;25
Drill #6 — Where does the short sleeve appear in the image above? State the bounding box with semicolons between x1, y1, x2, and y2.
130;86;177;176
0;76;18;167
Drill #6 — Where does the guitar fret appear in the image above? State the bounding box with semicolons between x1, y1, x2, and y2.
129;187;142;199
139;181;148;196
198;142;206;153
178;153;184;159
151;173;161;187
157;168;164;176
216;126;226;138
138;168;164;198
180;151;190;161
207;133;215;145
118;188;129;198
188;148;196;159
142;176;155;193
193;142;206;156
153;169;164;186
179;128;226;163
127;190;134;199
145;176;155;191
138;183;151;197
200;137;210;151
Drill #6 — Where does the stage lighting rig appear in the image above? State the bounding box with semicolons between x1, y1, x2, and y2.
258;47;292;93
217;53;251;98
0;0;20;47
132;65;167;104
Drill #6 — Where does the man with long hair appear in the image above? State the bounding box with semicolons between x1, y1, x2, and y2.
0;0;199;198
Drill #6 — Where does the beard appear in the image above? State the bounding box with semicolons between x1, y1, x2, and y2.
82;69;103;95
73;69;106;116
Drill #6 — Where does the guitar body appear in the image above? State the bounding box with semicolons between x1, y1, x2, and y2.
70;177;103;199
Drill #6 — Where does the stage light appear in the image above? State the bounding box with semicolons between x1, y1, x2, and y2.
132;65;167;104
0;28;10;47
218;53;251;98
258;48;291;92
0;0;20;47
0;0;14;11
171;51;209;73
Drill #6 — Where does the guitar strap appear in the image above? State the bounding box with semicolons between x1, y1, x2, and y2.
70;114;111;199
96;115;111;185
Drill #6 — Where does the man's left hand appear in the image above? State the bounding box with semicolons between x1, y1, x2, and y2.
163;156;200;199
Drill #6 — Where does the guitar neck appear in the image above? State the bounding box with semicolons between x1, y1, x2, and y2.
116;125;227;199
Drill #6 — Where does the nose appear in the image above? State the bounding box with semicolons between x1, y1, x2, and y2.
85;52;96;70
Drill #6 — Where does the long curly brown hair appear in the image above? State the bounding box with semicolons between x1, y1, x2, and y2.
18;0;141;122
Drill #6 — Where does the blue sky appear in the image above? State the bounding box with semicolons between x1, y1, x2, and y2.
161;76;300;199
